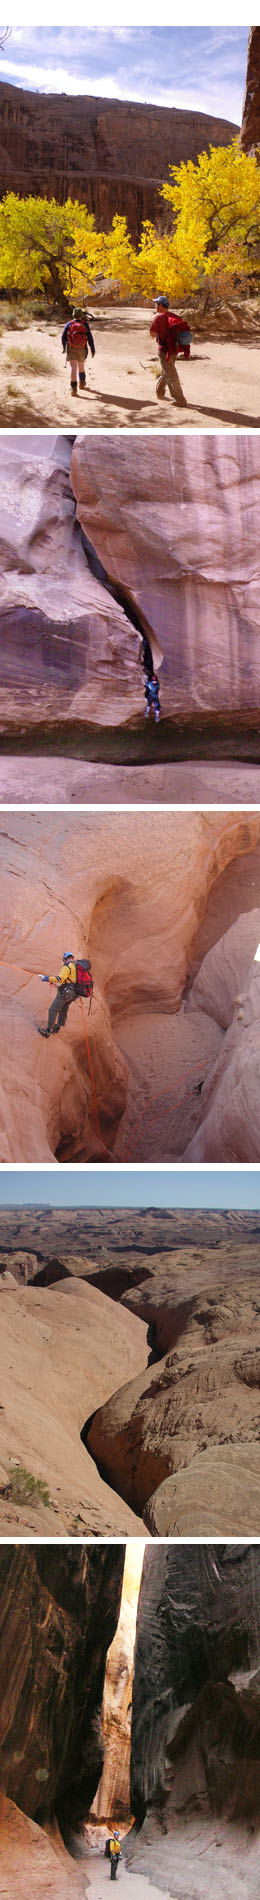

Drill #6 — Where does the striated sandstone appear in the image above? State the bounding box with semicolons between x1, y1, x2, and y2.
2;436;260;747
0;1546;124;1895
0;80;238;238
127;1544;260;1897
92;1545;144;1824
72;434;260;722
240;27;260;153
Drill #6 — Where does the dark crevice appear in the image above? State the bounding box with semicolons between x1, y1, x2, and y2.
80;524;160;691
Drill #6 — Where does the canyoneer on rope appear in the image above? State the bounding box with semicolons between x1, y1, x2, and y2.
109;1832;121;1880
37;951;93;1038
144;672;161;723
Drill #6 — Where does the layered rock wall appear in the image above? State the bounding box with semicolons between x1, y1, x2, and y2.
0;1547;124;1823
0;81;238;238
127;1544;260;1897
240;27;260;152
2;435;260;747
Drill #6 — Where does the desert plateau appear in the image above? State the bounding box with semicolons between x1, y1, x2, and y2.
1;1203;260;1537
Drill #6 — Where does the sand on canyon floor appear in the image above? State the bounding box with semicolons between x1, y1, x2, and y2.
1;757;260;805
1;308;260;429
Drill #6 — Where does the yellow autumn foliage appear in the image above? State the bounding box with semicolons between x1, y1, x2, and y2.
1;142;260;307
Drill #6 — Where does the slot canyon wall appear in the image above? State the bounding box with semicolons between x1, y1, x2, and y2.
2;435;260;745
127;1544;260;1899
0;1545;124;1897
0;81;238;238
92;1544;144;1824
0;808;259;1166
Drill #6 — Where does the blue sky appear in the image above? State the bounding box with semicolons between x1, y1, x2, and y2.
1;1170;260;1208
0;28;248;124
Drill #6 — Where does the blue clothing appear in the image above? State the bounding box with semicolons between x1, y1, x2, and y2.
61;319;95;356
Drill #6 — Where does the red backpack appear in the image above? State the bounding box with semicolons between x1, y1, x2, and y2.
165;312;183;358
68;319;87;350
75;959;94;1010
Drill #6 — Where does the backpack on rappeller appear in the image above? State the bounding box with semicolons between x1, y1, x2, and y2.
75;958;94;1013
67;319;87;352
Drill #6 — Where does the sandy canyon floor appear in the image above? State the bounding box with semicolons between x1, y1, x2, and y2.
1;309;260;430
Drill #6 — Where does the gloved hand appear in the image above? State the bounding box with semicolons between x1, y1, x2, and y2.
38;974;49;981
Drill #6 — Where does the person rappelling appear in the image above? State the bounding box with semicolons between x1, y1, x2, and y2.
144;672;161;723
37;950;93;1038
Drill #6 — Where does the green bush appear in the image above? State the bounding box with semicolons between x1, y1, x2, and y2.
6;1462;51;1507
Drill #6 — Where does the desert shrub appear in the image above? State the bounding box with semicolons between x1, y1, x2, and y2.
5;1462;51;1506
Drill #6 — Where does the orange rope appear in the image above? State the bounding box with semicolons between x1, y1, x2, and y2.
80;997;105;1151
0;956;40;976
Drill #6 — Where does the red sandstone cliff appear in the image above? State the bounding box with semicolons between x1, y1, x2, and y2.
0;81;238;238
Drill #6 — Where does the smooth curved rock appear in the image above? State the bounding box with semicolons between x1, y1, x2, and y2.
88;1260;260;1531
1;809;259;1164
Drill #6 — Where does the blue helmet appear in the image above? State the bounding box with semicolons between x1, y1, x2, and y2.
63;950;74;961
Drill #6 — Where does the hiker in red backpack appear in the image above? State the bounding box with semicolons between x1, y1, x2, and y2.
37;951;93;1038
150;295;188;408
61;305;95;396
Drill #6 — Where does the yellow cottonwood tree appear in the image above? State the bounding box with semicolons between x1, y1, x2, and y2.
141;141;260;299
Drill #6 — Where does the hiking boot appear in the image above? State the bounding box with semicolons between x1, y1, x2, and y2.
38;1026;50;1037
51;1024;60;1034
79;371;86;389
71;381;77;395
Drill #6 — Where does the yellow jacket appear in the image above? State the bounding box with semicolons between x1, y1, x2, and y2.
110;1841;120;1856
49;960;77;988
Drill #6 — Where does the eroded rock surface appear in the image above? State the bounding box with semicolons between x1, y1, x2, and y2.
240;27;260;153
0;1276;147;1536
0;809;259;1165
0;1546;124;1895
87;1249;260;1533
127;1544;260;1897
0;80;237;237
2;436;260;748
92;1545;144;1824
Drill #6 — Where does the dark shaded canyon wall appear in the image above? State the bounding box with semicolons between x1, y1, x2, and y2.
130;1544;260;1822
240;27;260;153
0;1546;124;1828
0;81;238;238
